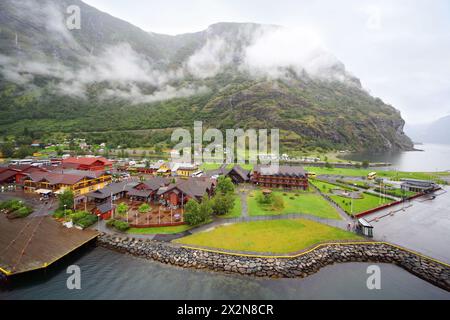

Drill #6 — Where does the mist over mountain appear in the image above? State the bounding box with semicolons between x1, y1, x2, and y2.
406;116;450;145
0;0;413;152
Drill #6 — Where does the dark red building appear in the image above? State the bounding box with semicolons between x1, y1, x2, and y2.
251;165;309;190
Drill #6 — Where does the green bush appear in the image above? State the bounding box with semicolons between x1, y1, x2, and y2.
106;219;130;232
76;214;98;228
8;206;33;219
0;199;23;212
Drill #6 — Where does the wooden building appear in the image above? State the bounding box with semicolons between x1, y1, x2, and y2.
251;165;309;190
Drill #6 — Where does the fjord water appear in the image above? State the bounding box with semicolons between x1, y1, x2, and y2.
1;247;448;299
342;143;450;172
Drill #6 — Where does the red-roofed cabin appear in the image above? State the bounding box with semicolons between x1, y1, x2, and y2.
62;157;112;171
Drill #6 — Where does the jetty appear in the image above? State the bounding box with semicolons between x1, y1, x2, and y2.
0;214;99;276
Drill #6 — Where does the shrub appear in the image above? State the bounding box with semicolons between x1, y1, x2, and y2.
272;194;285;210
106;219;130;232
138;203;151;213
76;214;98;228
8;206;33;219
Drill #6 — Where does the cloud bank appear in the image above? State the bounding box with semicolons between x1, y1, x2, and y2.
0;0;354;104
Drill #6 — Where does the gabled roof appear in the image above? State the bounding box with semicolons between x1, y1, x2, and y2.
141;176;171;191
253;165;307;177
224;165;250;181
0;169;18;183
87;181;139;199
95;202;115;214
26;172;86;185
162;177;213;199
62;157;112;166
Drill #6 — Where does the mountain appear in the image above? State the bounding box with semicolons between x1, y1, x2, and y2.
0;0;414;152
406;116;450;145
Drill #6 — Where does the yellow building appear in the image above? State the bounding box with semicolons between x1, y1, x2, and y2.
176;166;199;178
23;170;111;197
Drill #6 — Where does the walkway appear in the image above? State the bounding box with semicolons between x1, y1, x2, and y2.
97;211;351;242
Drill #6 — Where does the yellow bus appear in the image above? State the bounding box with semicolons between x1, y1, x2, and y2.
367;172;377;180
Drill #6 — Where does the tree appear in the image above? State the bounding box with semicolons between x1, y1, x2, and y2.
184;199;202;225
362;160;370;168
15;145;34;159
216;176;235;195
58;190;74;210
198;195;213;222
212;193;235;216
0;142;15;158
117;203;129;216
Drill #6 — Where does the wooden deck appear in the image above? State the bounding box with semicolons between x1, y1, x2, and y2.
0;214;99;276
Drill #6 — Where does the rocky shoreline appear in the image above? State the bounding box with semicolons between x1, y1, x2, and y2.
97;234;450;292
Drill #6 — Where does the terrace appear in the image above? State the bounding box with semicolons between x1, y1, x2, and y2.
112;198;184;227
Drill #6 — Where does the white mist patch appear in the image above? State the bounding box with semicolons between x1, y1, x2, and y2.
242;27;341;79
186;37;233;79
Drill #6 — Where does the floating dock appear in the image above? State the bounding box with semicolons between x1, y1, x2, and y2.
0;214;99;276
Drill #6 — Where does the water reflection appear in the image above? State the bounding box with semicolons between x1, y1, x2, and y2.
1;247;448;300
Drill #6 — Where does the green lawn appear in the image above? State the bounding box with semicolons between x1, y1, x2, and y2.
174;219;361;253
247;190;341;220
127;224;192;234
304;166;446;182
311;180;393;215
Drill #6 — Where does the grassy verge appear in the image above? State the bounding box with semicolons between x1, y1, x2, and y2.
174;219;361;253
247;190;341;220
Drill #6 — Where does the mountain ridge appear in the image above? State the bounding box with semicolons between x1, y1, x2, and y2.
0;0;413;152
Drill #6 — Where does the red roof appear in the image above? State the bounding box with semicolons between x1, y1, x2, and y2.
62;157;112;166
0;169;19;183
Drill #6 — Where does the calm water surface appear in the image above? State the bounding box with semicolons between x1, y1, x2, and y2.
342;143;450;172
1;247;448;300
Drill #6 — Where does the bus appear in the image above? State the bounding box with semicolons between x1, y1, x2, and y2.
367;172;377;180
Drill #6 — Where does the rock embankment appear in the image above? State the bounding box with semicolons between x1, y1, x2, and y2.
97;234;450;292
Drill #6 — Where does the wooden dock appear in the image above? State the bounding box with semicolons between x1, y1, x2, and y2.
0;214;99;276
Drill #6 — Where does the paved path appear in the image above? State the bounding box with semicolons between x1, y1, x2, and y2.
237;185;252;218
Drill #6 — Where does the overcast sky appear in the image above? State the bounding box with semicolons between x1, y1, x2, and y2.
83;0;450;124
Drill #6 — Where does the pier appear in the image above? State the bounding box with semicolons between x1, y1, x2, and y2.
0;214;99;276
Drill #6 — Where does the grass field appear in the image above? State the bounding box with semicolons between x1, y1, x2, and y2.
304;166;446;182
311;180;393;215
174;219;361;253
247;190;341;220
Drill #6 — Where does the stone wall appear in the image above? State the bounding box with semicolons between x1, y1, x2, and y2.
97;234;450;292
